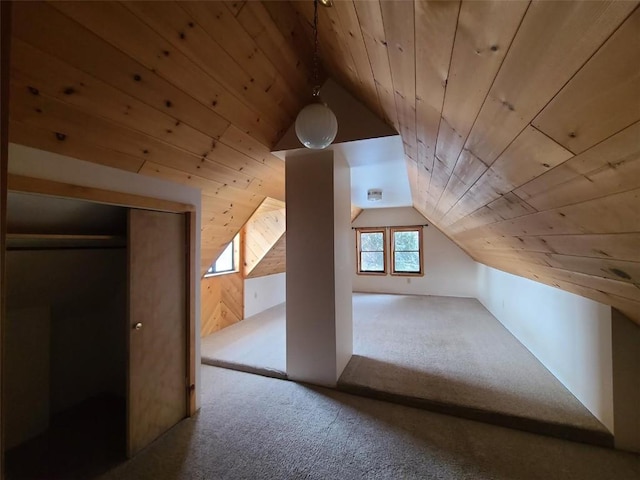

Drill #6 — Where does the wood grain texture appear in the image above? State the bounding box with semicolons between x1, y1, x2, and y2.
243;198;286;278
200;272;244;337
247;233;287;279
1;1;11;473
8;1;640;324
533;7;640;154
128;209;187;457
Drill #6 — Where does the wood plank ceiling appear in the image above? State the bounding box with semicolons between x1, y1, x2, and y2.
7;1;640;323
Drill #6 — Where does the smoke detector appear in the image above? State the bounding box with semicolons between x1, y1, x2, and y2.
367;189;383;202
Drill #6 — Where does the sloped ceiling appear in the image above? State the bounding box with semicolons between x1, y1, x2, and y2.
7;1;640;323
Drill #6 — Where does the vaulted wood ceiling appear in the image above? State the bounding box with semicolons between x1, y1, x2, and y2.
7;1;640;323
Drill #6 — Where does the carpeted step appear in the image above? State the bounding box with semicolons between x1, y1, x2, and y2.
337;380;614;448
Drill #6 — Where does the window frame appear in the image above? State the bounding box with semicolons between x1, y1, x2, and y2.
390;226;424;277
355;227;387;275
204;233;240;278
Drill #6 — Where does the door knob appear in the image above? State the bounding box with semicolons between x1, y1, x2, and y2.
134;322;143;330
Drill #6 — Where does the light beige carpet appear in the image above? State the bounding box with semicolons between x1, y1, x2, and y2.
340;293;610;445
201;303;286;378
98;366;639;480
201;293;611;444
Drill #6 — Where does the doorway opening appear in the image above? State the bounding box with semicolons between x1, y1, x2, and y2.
5;192;128;478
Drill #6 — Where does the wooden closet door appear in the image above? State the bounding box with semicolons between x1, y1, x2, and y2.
127;209;186;457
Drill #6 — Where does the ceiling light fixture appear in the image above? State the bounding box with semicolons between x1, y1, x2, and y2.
367;189;383;202
294;0;337;150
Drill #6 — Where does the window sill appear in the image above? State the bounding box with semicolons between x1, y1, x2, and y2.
390;271;424;277
203;270;239;279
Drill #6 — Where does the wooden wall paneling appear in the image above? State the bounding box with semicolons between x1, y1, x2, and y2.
247;233;287;279
200;276;222;337
226;1;246;18
482;192;536;221
221;272;244;321
11;2;240;143
0;1;10;475
481;258;640;325
55;1;292;132
180;1;305;114
441;125;573;224
431;148;487;221
220;125;286;175
290;0;360;98
454;188;640;244
243;199;286;278
331;0;382;118
380;0;417;161
235;1;311;98
9;120;144;173
260;1;318;88
532;8;640;154
430;0;528;215
434;0;528;172
473;248;640;287
483;254;640;303
351;205;363;222
414;0;459;213
465;233;640;263
9;81;257;188
447;205;505;236
10;39;224;158
140;160;270;268
352;0;399;130
200;272;244;337
515;121;640;211
201;194;262;267
462;1;637;167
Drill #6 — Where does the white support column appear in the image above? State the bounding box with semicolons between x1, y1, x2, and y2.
285;149;352;386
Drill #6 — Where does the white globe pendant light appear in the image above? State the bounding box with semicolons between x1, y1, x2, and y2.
295;101;337;149
295;0;338;150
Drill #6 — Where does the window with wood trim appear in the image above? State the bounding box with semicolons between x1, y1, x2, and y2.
390;227;423;276
356;228;386;275
204;233;240;277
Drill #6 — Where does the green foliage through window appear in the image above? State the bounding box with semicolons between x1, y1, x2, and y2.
360;231;384;272
393;230;420;273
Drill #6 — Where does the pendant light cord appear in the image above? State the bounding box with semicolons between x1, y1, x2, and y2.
312;0;320;97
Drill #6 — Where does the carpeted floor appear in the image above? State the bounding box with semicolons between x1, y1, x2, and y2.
201;302;286;378
201;293;610;444
341;293;610;445
97;366;639;480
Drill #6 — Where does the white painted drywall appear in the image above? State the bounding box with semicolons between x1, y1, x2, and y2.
352;207;478;297
333;155;353;379
244;273;286;318
8;144;203;408
476;264;614;432
286;149;352;386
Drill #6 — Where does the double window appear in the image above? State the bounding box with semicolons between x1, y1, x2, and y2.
356;226;423;276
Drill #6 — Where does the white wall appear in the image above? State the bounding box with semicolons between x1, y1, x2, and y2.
8;144;203;408
333;155;353;379
244;273;286;318
477;264;614;432
286;150;352;386
352;207;478;297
